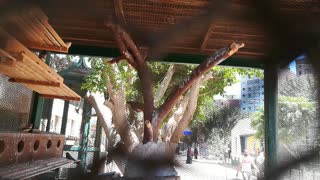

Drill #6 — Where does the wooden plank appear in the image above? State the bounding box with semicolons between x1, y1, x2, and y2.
200;24;212;52
22;10;54;46
41;94;81;101
0;49;16;62
28;43;68;53
8;78;61;87
0;27;64;83
18;52;60;82
34;16;62;47
10;15;40;43
35;7;68;48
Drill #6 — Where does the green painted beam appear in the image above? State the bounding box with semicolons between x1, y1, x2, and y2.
60;100;70;135
44;99;53;132
68;45;264;69
64;145;99;152
93;121;102;162
29;93;45;129
264;63;278;171
78;99;91;172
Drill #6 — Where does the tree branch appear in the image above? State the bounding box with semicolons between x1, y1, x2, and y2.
105;20;155;143
154;43;245;135
170;78;202;143
154;64;175;105
162;93;190;142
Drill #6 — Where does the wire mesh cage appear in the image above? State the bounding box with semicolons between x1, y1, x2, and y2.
277;56;320;180
0;74;32;131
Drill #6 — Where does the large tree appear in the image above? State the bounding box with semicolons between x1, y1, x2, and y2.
81;21;248;175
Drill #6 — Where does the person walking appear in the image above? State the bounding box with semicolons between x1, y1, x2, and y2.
186;145;193;164
194;146;198;159
236;149;259;180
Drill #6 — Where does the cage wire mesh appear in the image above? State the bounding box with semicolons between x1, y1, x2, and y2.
0;74;32;131
277;56;320;180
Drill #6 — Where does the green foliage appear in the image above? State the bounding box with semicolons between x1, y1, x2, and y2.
82;57;262;131
251;96;316;144
278;96;316;144
201;105;242;140
81;57;107;93
250;107;264;140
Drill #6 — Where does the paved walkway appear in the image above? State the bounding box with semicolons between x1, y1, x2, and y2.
175;156;256;180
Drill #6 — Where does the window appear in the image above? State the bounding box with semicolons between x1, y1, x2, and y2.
243;108;246;110
242;94;245;97
248;93;252;97
243;88;245;90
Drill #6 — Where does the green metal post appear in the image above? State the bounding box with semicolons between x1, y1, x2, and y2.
60;100;70;135
264;63;278;171
93;120;102;162
29;93;45;129
45;99;53;132
78;98;91;172
29;52;52;129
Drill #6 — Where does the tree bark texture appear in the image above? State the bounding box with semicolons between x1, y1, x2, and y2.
106;21;154;144
170;78;202;143
153;42;245;141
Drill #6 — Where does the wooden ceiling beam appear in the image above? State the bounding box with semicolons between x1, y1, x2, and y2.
200;24;213;52
9;78;61;87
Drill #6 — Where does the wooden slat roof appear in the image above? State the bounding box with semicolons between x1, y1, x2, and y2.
3;0;320;67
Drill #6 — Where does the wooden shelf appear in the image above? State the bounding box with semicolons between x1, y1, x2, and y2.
0;27;81;101
1;5;70;53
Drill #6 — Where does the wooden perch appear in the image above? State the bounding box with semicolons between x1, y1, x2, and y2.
154;42;245;135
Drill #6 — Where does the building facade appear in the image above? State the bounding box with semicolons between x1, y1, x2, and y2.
240;78;264;112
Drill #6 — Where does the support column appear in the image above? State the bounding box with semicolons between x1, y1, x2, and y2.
44;99;53;132
78;98;91;172
93;120;102;162
29;93;44;129
60;100;70;135
264;63;278;171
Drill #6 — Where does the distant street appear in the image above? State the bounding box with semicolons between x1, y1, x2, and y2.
175;156;256;180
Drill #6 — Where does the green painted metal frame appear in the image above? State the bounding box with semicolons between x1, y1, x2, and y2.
264;62;278;171
93;121;102;162
68;45;265;69
29;93;45;129
78;98;92;171
60;100;70;135
45;99;53;132
29;53;52;129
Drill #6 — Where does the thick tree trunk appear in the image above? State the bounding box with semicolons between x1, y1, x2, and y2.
153;42;245;141
154;64;175;105
85;92;113;141
170;78;201;143
162;94;189;142
106;21;155;143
